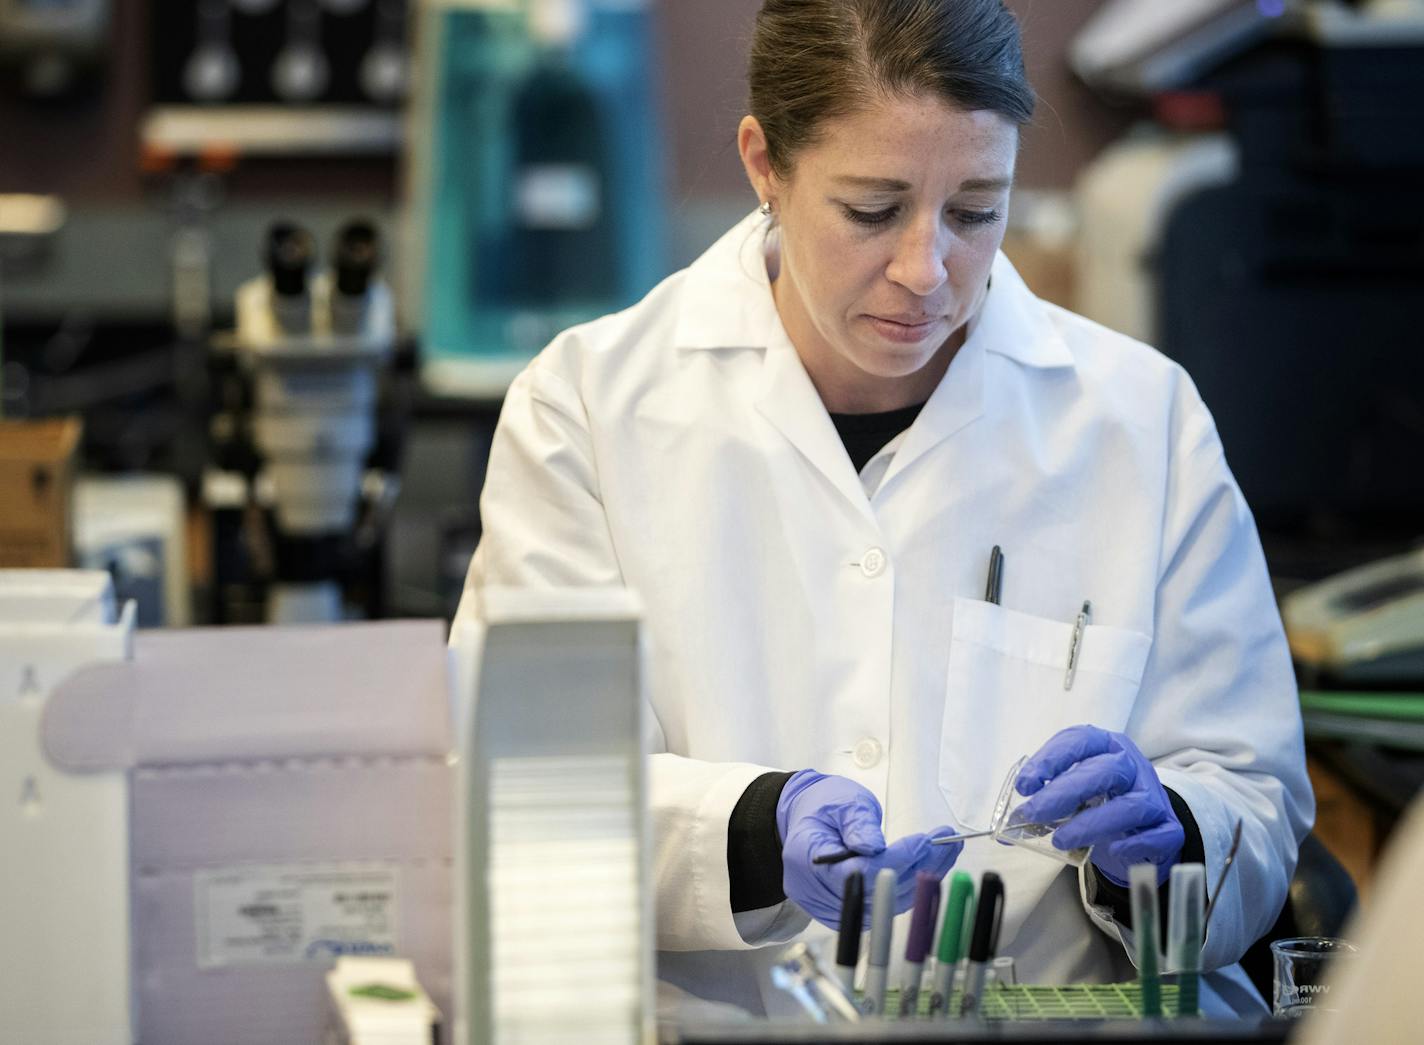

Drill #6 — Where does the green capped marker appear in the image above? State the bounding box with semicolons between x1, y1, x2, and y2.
927;872;975;1017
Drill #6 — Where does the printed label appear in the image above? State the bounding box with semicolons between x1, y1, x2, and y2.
515;164;601;229
194;863;399;968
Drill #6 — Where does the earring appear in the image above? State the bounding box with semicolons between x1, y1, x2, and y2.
759;199;773;217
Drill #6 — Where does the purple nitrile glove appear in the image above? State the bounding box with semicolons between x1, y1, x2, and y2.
1014;725;1184;886
776;768;962;929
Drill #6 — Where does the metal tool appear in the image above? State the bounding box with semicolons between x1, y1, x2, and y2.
1203;819;1245;932
929;829;996;846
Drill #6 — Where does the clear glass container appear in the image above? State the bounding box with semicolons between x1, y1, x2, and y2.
987;756;1093;867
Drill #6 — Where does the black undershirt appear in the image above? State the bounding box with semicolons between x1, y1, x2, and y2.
828;401;927;473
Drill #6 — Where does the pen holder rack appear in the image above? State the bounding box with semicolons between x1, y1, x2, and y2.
876;981;1192;1020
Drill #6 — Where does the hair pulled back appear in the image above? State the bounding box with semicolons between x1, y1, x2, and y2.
748;0;1035;177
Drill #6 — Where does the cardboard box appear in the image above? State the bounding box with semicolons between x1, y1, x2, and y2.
0;417;81;568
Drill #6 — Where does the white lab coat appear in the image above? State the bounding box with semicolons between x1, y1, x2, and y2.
456;210;1314;1018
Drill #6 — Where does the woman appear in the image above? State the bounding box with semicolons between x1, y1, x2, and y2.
457;0;1312;1019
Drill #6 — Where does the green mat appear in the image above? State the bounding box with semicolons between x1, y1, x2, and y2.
876;983;1190;1020
1299;689;1424;721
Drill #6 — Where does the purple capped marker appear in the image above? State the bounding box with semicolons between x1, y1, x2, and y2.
899;871;940;1019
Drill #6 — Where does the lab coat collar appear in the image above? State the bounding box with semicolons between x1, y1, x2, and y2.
673;210;1074;511
754;315;879;521
872;252;1075;494
977;251;1075;371
672;212;878;515
671;210;783;353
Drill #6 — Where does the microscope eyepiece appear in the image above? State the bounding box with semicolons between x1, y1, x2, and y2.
334;220;381;298
265;221;316;298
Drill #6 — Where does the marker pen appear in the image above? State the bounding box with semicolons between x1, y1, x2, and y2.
833;871;865;996
958;872;1004;1017
928;872;974;1017
862;868;896;1016
899;871;939;1019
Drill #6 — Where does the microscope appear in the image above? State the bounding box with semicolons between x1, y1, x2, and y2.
211;219;397;624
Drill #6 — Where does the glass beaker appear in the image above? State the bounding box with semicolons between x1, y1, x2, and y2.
986;756;1094;867
1270;937;1356;1018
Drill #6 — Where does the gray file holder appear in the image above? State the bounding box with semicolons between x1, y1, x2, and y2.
44;620;454;1045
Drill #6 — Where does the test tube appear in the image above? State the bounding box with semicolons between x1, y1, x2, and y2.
1168;863;1205;1017
1129;864;1163;1019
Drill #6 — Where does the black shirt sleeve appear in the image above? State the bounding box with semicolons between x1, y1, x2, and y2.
727;771;794;913
1088;787;1207;929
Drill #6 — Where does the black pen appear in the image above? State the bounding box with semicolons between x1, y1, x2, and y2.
985;545;1004;605
958;872;1004;1017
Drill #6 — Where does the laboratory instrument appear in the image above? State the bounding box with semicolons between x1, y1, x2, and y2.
1074;0;1424;552
1270;937;1356;1018
144;0;408;153
990;756;1094;867
1204;820;1245;930
0;0;110;98
1129;864;1163;1018
770;943;861;1024
407;0;665;398
1282;546;1424;684
1015;728;1184;882
1168;863;1206;1017
222;217;396;623
929;829;995;846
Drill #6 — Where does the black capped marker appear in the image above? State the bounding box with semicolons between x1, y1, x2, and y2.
958;872;1004;1017
833;871;865;996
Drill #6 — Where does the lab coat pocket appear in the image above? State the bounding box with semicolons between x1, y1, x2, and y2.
937;596;1153;831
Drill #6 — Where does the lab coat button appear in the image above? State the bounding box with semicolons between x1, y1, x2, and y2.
852;737;883;769
861;547;887;578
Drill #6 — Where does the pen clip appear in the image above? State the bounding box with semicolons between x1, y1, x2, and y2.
984;545;1004;606
1063;600;1091;691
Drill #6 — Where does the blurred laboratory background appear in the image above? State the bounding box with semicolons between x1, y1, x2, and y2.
3;0;1424;916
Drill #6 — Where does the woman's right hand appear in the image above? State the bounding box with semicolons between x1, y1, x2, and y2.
776;768;962;928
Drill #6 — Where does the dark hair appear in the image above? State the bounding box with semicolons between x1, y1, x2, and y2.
748;0;1036;177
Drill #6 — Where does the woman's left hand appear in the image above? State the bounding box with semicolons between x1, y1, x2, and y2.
1014;725;1184;885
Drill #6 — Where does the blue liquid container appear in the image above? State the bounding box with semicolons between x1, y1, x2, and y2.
415;1;666;394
